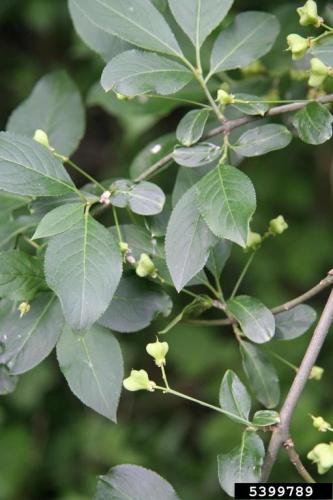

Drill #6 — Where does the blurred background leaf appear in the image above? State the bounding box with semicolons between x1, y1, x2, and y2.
0;1;333;499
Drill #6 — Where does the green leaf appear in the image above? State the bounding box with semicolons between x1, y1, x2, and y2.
99;276;172;333
219;370;252;424
130;133;177;180
218;431;265;497
70;0;183;58
95;464;179;500
232;93;269;116
101;50;192;97
168;0;233;48
227;295;275;344
0;217;37;251
209;12;280;77
172;165;213;206
252;410;280;427
30;193;85;217
0;251;46;301
206;239;232;279
195;164;256;246
233;124;292;157
149;197;172;237
311;36;333;66
57;324;123;422
110;180;166;216
176;109;210;147
0;192;29;223
45;215;122;331
0;293;64;375
173;143;221;167
68;0;131;61
32;203;84;240
0;366;18;395
165;187;217;291
109;224;157;260
274;305;317;341
240;341;280;409
292;102;333;145
0;132;76;197
7;71;85;157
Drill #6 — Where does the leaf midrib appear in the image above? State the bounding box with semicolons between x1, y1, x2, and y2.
209;16;270;77
74;0;182;58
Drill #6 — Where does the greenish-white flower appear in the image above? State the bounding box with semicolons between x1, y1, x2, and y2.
307;442;333;474
311;415;332;432
33;129;54;151
297;1;321;27
136;253;156;278
269;215;288;235
286;34;309;61
146;339;169;367
309;365;324;380
123;369;156;392
217;89;235;105
309;58;330;88
246;230;262;251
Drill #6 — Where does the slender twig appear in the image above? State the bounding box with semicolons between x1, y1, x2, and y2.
261;287;333;482
271;273;333;314
186;318;232;326
187;271;333;327
230;251;256;300
283;438;316;483
134;94;333;182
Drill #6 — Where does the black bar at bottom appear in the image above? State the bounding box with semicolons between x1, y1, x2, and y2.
235;483;332;499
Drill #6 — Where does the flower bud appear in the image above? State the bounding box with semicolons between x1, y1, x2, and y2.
136;253;156;278
311;415;332;432
217;89;235;105
123;369;156;392
126;254;136;265
269;215;288;235
308;58;329;87
286;34;309;60
246;231;262;251
119;241;129;254
146;339;169;367
99;191;111;206
33;129;54;151
297;1;321;27
309;365;324;380
18;302;30;318
307;443;333;474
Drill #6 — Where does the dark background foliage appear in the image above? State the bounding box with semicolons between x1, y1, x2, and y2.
0;1;332;499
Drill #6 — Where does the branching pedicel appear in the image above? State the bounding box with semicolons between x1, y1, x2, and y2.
0;0;333;497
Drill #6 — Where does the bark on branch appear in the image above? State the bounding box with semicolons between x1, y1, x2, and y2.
135;94;333;182
261;287;333;482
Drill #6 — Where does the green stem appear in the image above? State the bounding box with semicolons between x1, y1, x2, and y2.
321;23;333;32
195;73;225;122
220;134;230;164
269;351;298;373
61;156;105;191
181;288;204;300
112;206;123;242
154;386;251;425
203;280;223;301
23;236;41;251
313;30;333;44
230;251;256;300
160;365;170;391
